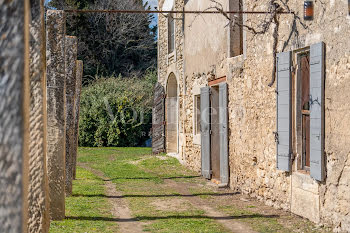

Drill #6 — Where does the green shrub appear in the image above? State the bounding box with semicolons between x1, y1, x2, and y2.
79;71;157;147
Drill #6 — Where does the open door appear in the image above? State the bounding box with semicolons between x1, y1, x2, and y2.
200;82;229;184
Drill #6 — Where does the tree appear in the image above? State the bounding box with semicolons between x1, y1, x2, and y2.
48;0;157;81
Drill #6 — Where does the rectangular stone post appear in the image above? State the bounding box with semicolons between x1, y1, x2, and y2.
28;0;50;231
72;60;83;180
65;36;78;196
46;10;66;220
0;0;30;232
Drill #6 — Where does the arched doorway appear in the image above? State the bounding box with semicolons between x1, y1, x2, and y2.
166;73;178;154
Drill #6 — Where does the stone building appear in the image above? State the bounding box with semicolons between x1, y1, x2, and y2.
155;0;350;231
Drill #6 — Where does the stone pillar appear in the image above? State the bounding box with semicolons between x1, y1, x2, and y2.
28;0;50;231
46;10;66;220
72;60;83;180
0;0;30;232
65;36;78;196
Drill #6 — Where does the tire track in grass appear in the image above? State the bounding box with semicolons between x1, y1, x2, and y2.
78;162;144;233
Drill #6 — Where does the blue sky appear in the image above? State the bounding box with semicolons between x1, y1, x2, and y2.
143;0;158;27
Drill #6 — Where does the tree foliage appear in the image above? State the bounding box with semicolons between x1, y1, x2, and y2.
79;71;157;147
48;0;157;80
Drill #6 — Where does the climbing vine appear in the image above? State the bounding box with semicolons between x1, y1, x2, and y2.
192;0;308;87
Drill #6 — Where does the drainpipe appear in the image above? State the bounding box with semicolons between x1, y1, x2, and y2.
182;5;186;162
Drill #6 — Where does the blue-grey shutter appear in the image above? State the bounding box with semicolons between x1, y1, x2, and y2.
201;87;211;179
310;42;325;181
219;83;229;185
276;51;292;172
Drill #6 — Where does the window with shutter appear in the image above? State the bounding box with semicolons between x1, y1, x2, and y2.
276;51;292;172
277;43;325;181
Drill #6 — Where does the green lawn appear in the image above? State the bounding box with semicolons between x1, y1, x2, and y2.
77;147;229;233
50;167;118;233
50;147;331;233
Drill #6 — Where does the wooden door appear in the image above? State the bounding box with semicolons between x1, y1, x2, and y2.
152;83;165;154
210;86;220;179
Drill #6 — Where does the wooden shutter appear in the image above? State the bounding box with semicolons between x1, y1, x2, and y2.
310;42;325;181
152;83;166;154
276;51;292;172
201;87;211;179
219;83;229;184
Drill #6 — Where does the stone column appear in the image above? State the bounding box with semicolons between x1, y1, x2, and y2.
28;0;50;231
65;36;78;196
72;60;83;180
0;0;30;232
46;10;66;220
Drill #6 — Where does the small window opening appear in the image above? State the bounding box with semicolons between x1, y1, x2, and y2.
194;95;201;135
168;13;175;54
229;0;243;57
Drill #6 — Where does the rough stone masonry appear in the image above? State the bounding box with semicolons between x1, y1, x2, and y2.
0;0;30;231
157;0;350;231
46;10;66;220
64;36;78;196
28;0;50;231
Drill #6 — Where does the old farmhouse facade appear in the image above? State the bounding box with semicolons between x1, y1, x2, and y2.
153;0;350;231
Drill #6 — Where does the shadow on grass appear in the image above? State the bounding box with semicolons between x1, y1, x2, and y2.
72;192;241;198
66;214;279;222
101;175;202;181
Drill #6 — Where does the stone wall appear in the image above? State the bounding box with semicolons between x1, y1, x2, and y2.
158;0;350;231
158;0;186;159
231;1;350;231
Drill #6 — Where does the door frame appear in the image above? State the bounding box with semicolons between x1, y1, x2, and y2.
165;72;179;154
207;76;228;182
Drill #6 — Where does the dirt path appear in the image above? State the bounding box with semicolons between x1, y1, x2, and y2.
165;179;257;233
78;162;144;233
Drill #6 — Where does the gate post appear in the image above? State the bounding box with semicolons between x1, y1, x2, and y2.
72;60;84;180
28;0;50;231
0;0;30;231
64;36;78;196
46;10;66;220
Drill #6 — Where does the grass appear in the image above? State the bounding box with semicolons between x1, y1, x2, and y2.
77;147;229;232
51;147;331;233
50;167;118;233
217;205;331;233
218;205;288;233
